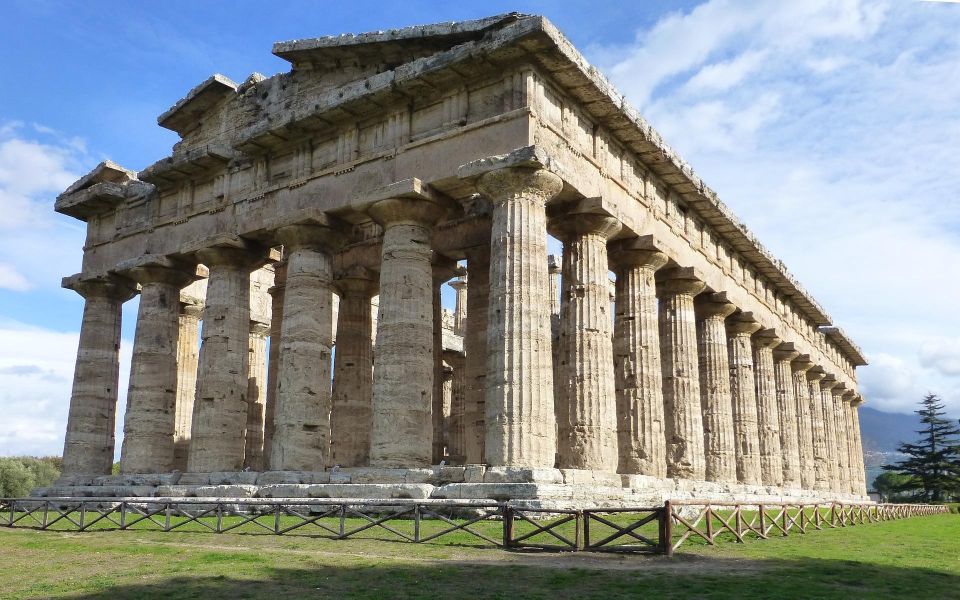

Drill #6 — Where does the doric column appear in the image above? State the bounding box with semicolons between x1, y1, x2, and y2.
368;195;447;467
244;322;269;471
832;384;850;493
262;260;287;470
656;267;707;480
477;166;562;467
753;328;783;487
120;260;196;474
791;356;816;489
329;267;377;467
269;224;341;471
807;369;831;491
819;375;841;491
173;302;202;471
450;275;467;336
432;260;458;464
694;292;738;484
445;349;467;464
841;390;858;494
61;275;137;476
462;246;489;464
727;312;763;485
188;245;261;473
554;212;621;471
851;397;867;494
548;254;561;317
773;344;802;489
610;238;668;477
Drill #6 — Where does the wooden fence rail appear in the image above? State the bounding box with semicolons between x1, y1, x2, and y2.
0;497;947;556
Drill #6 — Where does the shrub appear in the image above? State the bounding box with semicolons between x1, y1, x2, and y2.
0;456;62;497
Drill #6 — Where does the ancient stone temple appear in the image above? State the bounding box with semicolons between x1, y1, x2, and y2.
42;13;869;505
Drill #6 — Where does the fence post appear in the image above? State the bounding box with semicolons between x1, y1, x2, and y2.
502;504;514;549
582;509;590;550
414;504;422;543
662;501;674;556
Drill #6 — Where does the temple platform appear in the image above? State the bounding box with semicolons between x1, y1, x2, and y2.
34;467;870;509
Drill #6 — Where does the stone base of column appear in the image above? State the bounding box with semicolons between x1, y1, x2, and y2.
40;469;872;508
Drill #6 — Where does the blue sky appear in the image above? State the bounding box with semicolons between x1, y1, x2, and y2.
1;0;959;456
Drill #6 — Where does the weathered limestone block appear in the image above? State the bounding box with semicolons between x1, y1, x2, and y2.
244;322;270;471
773;344;802;489
752;328;784;487
694;292;738;484
476;165;562;467
188;245;261;473
791;356;816;490
120;262;196;474
727;312;763;486
329;267;377;467
263;260;287;469
462;246;489;464
369;195;447;467
610;238;668;477
270;224;342;471
554;212;621;471
819;376;841;490
482;466;564;484
656;267;707;480
173;302;202;471
61;275;138;476
806;370;831;491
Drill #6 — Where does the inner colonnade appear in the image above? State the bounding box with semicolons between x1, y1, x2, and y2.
48;14;868;503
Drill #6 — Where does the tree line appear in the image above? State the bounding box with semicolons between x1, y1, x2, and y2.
0;456;61;498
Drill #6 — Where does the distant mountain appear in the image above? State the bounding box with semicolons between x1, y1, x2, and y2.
858;406;923;489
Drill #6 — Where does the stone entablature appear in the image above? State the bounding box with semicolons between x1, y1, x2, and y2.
49;13;868;503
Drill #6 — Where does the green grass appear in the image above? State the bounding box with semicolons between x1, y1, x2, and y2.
0;511;958;599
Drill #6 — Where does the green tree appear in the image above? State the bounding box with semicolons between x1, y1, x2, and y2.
0;457;61;497
883;394;960;502
872;471;915;502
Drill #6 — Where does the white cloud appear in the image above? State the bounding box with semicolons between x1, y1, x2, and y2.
0;263;31;292
590;0;960;417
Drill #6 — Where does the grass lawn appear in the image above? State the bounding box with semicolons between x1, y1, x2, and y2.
0;511;957;599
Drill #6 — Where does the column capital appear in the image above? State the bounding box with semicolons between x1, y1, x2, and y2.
250;321;271;337
821;375;840;391
62;273;138;302
548;254;561;274
727;311;762;336
772;343;799;363
695;291;737;319
851;395;865;407
432;256;460;284
656;267;706;297
180;302;204;319
464;147;564;206
268;260;288;296
448;275;467;292
791;353;815;372
276;223;346;253
753;328;782;349
806;367;827;383
609;235;669;271
841;389;856;402
334;266;378;297
195;243;267;270
550;210;621;242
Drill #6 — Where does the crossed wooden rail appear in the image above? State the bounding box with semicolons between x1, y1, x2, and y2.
0;497;947;555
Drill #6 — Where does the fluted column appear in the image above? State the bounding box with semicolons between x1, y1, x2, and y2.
432;260;457;464
832;385;850;493
819;375;841;491
807;369;830;491
173;302;202;471
244;322;269;471
694;293;737;483
188;246;260;473
477;167;562;467
773;344;801;488
61;276;137;476
791;356;815;489
451;275;467;336
462;246;489;464
753;329;783;487
727;313;763;485
841;390;858;494
269;224;341;471
369;196;447;467
330;268;377;467
657;267;707;480
120;262;195;474
850;397;867;494
610;239;668;477
554;212;621;470
262;260;287;470
445;350;467;463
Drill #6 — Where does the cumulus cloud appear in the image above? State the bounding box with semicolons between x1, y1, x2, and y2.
590;0;960;416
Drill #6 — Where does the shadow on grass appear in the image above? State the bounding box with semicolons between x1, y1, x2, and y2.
60;557;960;600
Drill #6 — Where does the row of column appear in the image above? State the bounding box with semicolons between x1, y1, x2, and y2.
60;162;866;497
